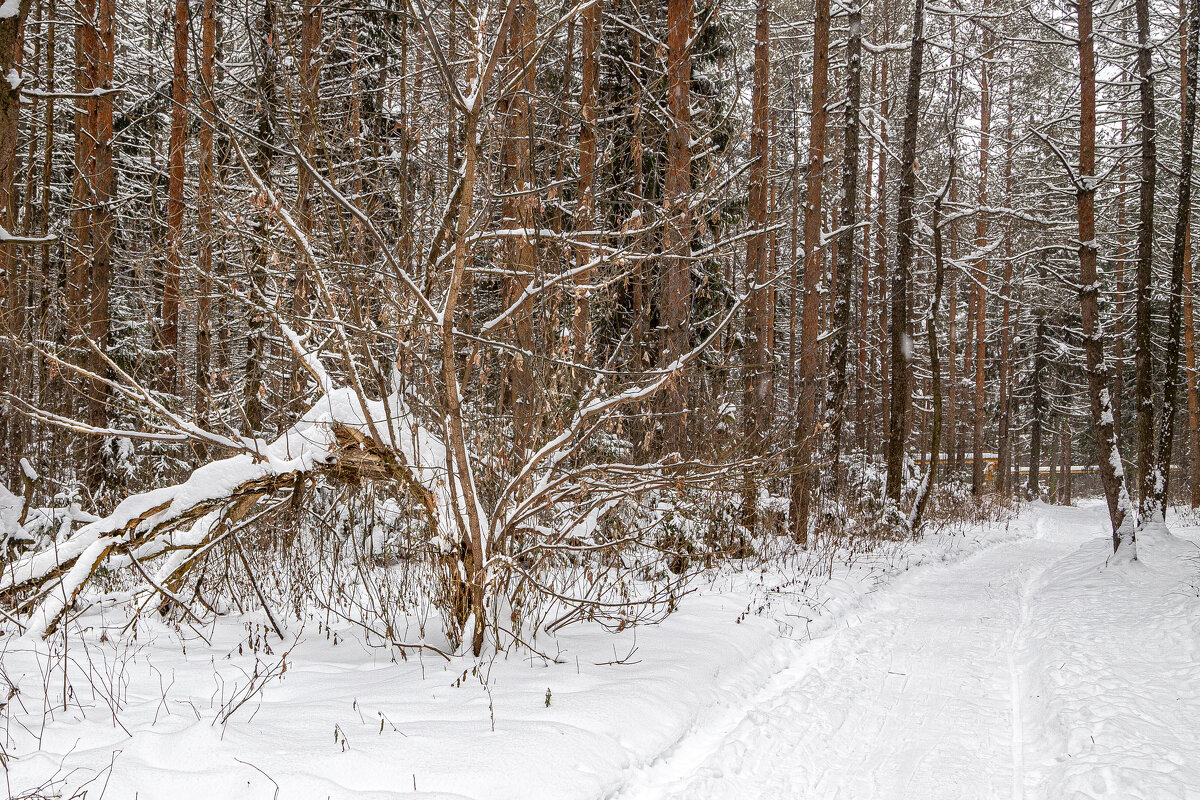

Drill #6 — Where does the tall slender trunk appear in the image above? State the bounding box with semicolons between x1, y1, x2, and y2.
1153;0;1199;515
244;0;277;433
789;0;830;543
294;0;320;318
945;15;960;470
856;62;875;453
910;166;952;532
660;0;693;455
1134;0;1158;518
883;0;926;502
875;56;890;450
161;0;188;393
997;87;1014;493
741;0;772;529
501;0;539;453
1183;0;1200;508
1077;0;1136;552
571;0;598;363
1028;259;1048;500
825;0;860;497
195;0;216;422
972;19;992;496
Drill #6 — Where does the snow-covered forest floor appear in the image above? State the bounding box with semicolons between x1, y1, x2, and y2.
3;500;1198;799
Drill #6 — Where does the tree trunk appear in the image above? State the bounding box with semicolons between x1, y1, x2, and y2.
1027;259;1047;500
1152;0;1199;515
825;0;860;497
1077;0;1136;552
741;0;772;530
1134;0;1158;518
789;0;830;543
972;19;992;497
910;166;952;532
571;0;599;362
660;0;693;455
195;0;216;420
161;0;188;393
501;0;539;453
883;0;926;503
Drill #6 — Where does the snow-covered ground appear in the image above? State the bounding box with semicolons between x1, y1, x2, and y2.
3;501;1198;799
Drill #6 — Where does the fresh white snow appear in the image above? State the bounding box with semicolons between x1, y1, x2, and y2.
3;501;1197;799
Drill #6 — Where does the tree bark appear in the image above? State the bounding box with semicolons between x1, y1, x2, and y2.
825;0;860;497
883;0;926;503
972;18;992;496
789;0;830;543
660;0;693;455
161;0;188;393
501;0;539;453
1134;0;1158;518
741;0;772;530
1152;0;1199;515
1077;0;1137;552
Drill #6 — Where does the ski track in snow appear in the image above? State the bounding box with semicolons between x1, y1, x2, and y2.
613;502;1200;800
5;502;1199;799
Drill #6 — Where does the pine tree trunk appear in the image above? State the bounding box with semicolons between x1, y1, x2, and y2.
660;0;693;455
1077;0;1136;552
1152;0;1199;515
571;0;598;362
825;0;859;497
195;0;215;421
789;0;830;543
883;0;926;503
500;0;539;453
1027;259;1048;500
741;0;772;530
161;0;188;393
1134;0;1158;518
972;20;991;496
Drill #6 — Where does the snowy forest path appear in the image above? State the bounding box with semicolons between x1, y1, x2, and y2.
613;501;1198;800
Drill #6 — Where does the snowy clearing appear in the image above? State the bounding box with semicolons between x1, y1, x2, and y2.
3;501;1198;799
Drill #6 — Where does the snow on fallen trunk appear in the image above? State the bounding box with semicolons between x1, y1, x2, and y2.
1;388;455;638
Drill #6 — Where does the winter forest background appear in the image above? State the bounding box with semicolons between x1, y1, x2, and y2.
0;0;1197;674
